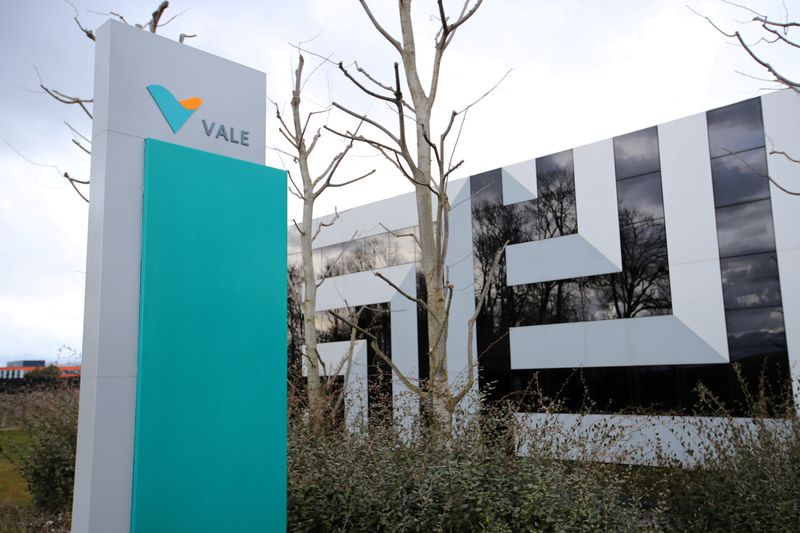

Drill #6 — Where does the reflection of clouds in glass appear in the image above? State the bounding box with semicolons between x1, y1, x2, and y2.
469;168;503;210
616;172;664;222
720;253;782;309
536;149;572;176
711;148;769;207
726;306;786;359
715;199;776;258
388;226;419;266
707;98;764;159
613;127;659;179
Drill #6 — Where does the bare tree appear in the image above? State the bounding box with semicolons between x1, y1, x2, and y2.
323;0;511;433
29;1;195;203
693;1;799;93
693;1;800;194
276;54;374;430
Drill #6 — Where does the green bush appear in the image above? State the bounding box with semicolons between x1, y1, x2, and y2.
15;387;79;513
288;403;652;532
659;389;800;531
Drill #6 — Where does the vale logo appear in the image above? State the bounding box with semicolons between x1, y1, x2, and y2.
146;85;203;133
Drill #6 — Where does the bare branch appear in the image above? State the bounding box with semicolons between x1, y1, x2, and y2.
35;66;93;119
64;122;90;144
451;240;507;405
312;207;340;242
373;271;436;319
147;1;170;33
719;148;800;195
87;9;128;24
328;309;421;394
330;102;402;147
771;149;800;165
339;62;397;104
690;5;800;92
379;222;421;249
71;139;91;155
355;0;403;53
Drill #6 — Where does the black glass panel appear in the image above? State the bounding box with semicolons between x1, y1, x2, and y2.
726;306;787;360
711;148;770;207
470;168;503;210
536;150;573;182
715;199;777;258
616;172;665;223
707;98;764;158
720;253;782;309
521;151;578;241
613;127;660;179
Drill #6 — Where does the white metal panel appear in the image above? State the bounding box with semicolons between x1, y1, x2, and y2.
573;138;623;270
95;22;265;163
510;315;726;369
502;158;537;205
762;89;800;406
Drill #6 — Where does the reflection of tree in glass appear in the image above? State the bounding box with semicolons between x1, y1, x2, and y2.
517;168;577;241
287;264;305;388
472;167;580;333
337;235;390;275
472;201;671;332
591;208;671;319
315;303;394;426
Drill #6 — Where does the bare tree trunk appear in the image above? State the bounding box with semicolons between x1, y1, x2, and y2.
330;0;490;434
399;1;449;431
299;178;325;429
279;54;374;431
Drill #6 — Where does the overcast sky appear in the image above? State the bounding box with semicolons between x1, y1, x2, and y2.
0;0;797;365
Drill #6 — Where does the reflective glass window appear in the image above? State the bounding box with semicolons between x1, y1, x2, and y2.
707;98;764;158
536;150;574;187
311;248;322;275
720;253;782;309
616;172;665;224
388;226;419;266
340;234;389;273
715;199;776;258
726;306;787;360
530;150;577;241
319;243;344;277
469;169;503;210
613;127;660;179
619;220;668;267
711;148;770;207
287;226;301;255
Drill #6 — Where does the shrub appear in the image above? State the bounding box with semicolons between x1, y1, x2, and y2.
14;386;79;513
288;399;653;532
659;381;800;531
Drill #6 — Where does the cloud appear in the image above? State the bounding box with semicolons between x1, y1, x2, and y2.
0;0;797;362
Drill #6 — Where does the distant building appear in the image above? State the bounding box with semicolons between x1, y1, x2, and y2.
7;360;46;367
0;362;81;380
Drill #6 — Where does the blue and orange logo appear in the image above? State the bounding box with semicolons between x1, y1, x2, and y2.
146;85;203;133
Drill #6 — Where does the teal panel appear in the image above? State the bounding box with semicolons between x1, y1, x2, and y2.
132;139;287;533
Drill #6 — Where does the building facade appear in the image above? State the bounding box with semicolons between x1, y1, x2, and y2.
288;90;800;427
